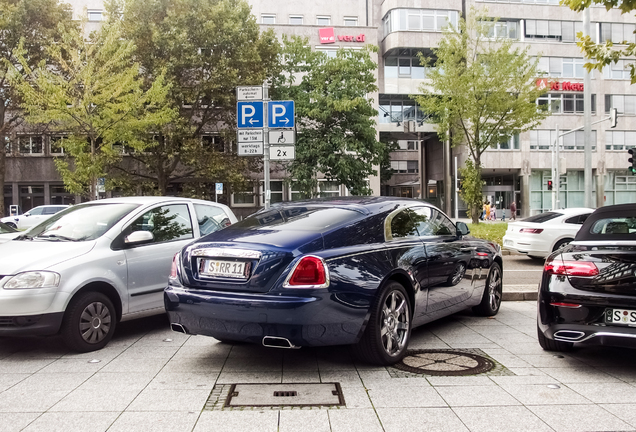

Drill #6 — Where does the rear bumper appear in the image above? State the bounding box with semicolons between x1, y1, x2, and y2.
0;312;64;337
502;236;549;257
164;287;370;347
541;322;636;349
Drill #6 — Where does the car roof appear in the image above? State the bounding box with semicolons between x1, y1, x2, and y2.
269;196;436;216
74;196;231;209
553;207;595;214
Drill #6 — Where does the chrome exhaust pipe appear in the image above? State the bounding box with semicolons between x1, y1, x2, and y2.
262;336;300;349
554;330;585;341
171;323;188;334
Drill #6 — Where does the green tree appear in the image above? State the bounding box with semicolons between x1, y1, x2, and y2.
0;0;72;215
112;0;280;196
272;36;383;196
563;0;636;83
414;11;550;222
10;16;174;199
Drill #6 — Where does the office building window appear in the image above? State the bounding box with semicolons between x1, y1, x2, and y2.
316;47;338;58
289;15;303;25
384;49;434;79
232;184;256;205
290;181;311;201
600;23;636;44
605;94;636;114
18;136;43;155
537;93;596;114
484;20;519;39
606;131;636;151
383;9;459;37
87;10;103;21
318;181;340;197
261;14;276;24
50;185;75;205
390;160;419;174
344;16;358;26
316;16;330;26
488;134;520;150
379;95;428;124
4;136;10;155
525;20;589;43
269;180;284;204
603;60;632;80
530;129;596;151
202;135;224;152
396;140;419;151
604;171;636;205
535;57;587;78
50;135;66;155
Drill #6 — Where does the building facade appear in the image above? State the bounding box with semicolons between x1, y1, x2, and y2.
3;0;636;218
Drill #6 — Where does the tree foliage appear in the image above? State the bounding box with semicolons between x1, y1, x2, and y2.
0;0;72;215
113;0;280;196
10;17;174;198
414;10;550;222
271;36;383;196
563;0;636;83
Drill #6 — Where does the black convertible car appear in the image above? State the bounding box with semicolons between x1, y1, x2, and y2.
538;203;636;352
165;197;503;365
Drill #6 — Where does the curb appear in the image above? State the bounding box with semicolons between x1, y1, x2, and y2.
502;291;537;301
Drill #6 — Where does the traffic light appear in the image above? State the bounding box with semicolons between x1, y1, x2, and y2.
547;180;553;190
629;148;636;175
610;108;618;128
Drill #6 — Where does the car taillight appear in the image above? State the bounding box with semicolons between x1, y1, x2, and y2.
284;256;329;288
520;228;544;234
545;259;599;276
170;252;179;279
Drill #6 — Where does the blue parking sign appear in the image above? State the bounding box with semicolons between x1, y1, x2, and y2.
237;101;263;128
268;101;295;128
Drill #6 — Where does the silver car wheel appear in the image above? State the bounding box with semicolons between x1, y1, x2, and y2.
380;290;410;356
79;301;112;344
487;266;502;311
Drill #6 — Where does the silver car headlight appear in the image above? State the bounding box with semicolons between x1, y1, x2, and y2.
3;271;61;289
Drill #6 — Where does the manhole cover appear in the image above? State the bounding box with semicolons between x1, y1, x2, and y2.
393;349;495;376
223;383;345;408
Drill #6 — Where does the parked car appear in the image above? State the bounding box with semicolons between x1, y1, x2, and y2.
502;207;594;259
0;196;237;352
1;204;69;230
165;197;503;365
0;221;21;244
537;203;636;352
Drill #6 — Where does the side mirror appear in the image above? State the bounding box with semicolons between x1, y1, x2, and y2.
456;222;470;237
125;230;154;245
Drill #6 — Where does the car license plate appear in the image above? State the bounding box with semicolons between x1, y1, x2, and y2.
605;308;636;325
200;259;246;279
504;240;513;247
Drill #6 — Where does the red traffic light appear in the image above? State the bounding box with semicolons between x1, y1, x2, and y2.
547;180;553;190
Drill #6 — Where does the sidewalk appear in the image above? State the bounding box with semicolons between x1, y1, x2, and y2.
2;301;636;432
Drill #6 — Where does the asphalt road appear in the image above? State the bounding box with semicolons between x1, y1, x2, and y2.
502;253;544;288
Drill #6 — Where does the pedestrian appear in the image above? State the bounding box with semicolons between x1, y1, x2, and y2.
481;201;486;220
510;200;517;221
485;201;491;221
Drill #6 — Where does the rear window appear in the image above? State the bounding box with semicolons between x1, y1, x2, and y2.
521;212;562;223
231;207;362;232
576;212;636;241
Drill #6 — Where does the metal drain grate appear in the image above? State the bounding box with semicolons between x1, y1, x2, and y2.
223;383;345;408
393;349;495;376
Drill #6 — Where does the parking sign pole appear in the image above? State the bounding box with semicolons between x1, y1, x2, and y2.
263;82;271;209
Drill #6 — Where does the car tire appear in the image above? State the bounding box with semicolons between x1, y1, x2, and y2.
552;238;572;253
537;325;573;352
353;281;412;366
473;262;502;316
445;262;467;286
61;291;117;352
5;222;16;229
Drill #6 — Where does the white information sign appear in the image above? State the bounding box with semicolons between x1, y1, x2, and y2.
237;86;263;101
238;142;264;156
268;130;295;145
238;130;263;143
270;145;295;161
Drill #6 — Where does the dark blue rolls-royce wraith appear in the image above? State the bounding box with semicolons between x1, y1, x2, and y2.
164;197;503;365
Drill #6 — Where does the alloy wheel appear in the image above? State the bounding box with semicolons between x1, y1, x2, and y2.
380;290;410;356
79;301;112;344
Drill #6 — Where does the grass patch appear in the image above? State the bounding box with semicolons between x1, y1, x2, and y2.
467;222;508;246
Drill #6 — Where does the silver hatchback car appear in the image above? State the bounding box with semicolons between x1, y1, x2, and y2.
0;196;237;352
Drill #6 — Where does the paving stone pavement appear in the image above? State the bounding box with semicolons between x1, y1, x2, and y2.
1;301;636;432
